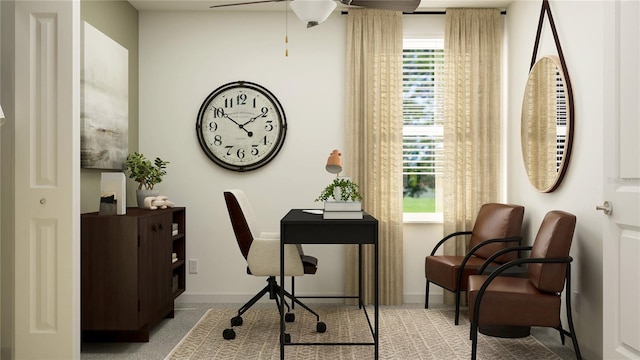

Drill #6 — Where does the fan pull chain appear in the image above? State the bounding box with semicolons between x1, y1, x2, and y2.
285;1;289;57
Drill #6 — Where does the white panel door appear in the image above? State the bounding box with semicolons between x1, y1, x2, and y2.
602;1;640;359
13;0;80;358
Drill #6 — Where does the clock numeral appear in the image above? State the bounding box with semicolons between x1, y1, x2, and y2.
265;120;274;132
236;94;247;106
260;107;269;117
224;98;233;108
208;121;218;132
261;135;268;146
226;147;246;159
251;145;259;156
212;135;222;146
212;107;225;118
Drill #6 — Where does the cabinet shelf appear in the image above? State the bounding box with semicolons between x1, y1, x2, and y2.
172;259;185;270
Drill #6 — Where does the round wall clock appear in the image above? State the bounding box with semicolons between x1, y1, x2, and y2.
196;81;287;172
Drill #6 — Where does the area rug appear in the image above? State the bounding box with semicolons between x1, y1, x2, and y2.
165;306;562;360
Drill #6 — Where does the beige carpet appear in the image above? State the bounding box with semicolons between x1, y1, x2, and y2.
165;306;564;360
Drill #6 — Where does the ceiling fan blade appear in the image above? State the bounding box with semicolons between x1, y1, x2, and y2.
341;0;420;13
209;0;284;9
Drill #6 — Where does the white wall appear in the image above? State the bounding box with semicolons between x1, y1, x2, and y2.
139;11;350;300
506;1;604;358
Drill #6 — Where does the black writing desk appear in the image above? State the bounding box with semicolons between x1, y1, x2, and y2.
279;209;379;359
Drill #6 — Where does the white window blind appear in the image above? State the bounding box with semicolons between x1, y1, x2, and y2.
402;39;444;215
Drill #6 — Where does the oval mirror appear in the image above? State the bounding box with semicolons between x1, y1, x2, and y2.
521;55;573;192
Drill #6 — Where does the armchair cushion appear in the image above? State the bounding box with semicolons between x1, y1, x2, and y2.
469;203;524;262
528;211;576;293
468;275;561;328
425;256;499;291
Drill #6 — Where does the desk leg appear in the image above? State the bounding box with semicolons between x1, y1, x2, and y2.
280;239;285;359
358;244;363;309
375;241;379;359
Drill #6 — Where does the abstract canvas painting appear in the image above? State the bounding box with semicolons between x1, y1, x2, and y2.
81;22;128;169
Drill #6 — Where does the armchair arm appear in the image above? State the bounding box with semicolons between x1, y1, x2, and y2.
455;236;523;294
247;237;304;277
471;256;574;329
447;235;522;325
477;245;532;275
429;231;472;256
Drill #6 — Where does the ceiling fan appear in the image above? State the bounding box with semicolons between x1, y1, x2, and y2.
209;0;421;28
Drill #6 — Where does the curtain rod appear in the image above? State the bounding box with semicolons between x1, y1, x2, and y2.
340;10;507;15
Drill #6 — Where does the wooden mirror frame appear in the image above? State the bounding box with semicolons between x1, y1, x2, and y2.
521;0;574;192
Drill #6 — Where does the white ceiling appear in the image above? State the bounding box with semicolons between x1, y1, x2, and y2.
127;0;512;12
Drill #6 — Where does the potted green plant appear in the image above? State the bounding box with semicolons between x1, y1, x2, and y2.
124;152;169;208
316;178;363;218
315;178;363;202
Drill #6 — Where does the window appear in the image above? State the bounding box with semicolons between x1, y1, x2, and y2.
402;39;444;222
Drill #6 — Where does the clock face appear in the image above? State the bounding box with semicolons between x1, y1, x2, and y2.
196;81;287;172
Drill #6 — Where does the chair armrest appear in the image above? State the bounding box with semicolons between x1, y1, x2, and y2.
259;231;306;256
429;231;472;256
455;236;523;293
247;237;304;276
471;256;573;328
477;245;532;275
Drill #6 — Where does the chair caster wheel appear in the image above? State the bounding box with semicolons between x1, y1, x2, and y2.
285;313;295;322
317;321;327;333
231;316;243;327
281;333;291;343
222;328;236;340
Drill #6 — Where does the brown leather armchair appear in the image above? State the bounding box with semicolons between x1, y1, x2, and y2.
425;203;524;324
468;210;581;360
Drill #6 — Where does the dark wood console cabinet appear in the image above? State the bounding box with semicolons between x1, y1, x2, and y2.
81;207;186;342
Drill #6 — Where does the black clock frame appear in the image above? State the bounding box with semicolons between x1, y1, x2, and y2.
195;81;287;172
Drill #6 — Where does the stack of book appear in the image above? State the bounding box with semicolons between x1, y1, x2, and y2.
323;201;363;219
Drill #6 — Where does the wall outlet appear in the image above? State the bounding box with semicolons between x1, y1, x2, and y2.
571;291;580;313
189;259;198;274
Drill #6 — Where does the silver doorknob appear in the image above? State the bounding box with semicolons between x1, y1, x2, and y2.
596;201;612;215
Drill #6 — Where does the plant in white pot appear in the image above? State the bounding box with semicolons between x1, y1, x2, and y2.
315;177;363;219
124;152;169;208
315;177;363;203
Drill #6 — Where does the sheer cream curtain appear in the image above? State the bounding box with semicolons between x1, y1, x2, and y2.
442;9;503;304
344;9;404;305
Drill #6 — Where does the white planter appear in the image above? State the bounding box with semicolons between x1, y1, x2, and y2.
323;201;362;211
136;189;159;208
